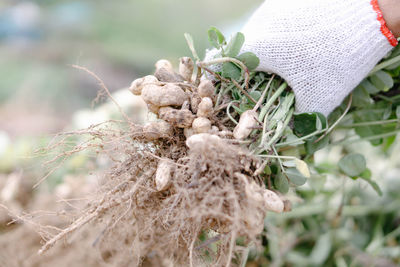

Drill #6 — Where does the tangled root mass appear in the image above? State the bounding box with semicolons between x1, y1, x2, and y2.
36;60;284;267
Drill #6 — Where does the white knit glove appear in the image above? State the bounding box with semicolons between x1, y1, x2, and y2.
229;0;398;116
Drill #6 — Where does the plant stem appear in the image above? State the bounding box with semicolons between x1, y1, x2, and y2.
388;94;400;101
226;101;240;125
332;129;400;146
259;83;288;122
201;65;229;83
258;155;298;160
199;63;256;104
369;54;400;75
275;129;326;148
215;83;234;108
339;119;400;128
314;94;353;143
265;108;294;149
231;79;257;104
273;200;400;220
198;57;250;88
260;111;272;148
194;66;202;86
375;94;394;102
184;33;200;62
272;146;285;173
253;74;275;111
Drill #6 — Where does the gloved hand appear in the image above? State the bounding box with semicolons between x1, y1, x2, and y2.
218;0;399;116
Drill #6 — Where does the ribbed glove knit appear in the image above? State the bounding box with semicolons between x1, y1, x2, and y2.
235;0;398;115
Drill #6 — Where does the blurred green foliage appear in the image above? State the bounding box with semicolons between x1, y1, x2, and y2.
0;0;261;111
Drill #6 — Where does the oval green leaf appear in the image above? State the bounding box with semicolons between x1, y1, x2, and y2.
352;85;374;108
225;32;245;57
222;62;241;81
207;27;225;49
294;112;327;137
383;104;392;120
338;153;367;177
306;135;329;155
358;79;380;94
249;91;261;101
369;70;394;92
274;172;289;194
285;168;307;186
236;52;260;70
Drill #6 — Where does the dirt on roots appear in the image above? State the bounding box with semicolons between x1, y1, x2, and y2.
32;122;267;266
2;59;285;266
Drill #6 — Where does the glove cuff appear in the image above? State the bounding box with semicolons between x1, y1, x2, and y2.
371;0;398;47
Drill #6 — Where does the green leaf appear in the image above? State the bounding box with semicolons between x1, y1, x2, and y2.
285;168;307;186
270;164;278;175
184;33;200;61
249;91;261;102
274;172;289;194
264;165;272;176
316;114;324;131
358;79;380;94
208;31;220;49
369;70;394;92
294;113;327;137
354;109;396;146
338;153;367;177
352;84;374;108
295;159;311;178
184;33;194;49
207;27;225;49
389;45;400;58
360;168;372;179
283;134;305;146
383;104;392;120
382;135;397;151
232;90;241;101
359;169;382;195
306;135;329;155
396;106;400;118
360;175;383;196
236;52;260;70
225;32;245;57
222;62;241;80
386;46;400;69
268;94;295;130
310;233;332;265
294;113;314;136
239;102;253;112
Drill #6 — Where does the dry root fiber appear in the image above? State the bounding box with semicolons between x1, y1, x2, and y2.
36;59;285;266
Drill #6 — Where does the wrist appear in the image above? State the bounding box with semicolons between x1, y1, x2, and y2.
378;0;400;38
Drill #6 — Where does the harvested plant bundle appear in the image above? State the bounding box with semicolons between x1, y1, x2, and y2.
35;29;400;266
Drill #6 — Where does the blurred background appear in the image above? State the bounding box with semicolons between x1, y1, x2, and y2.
0;0;261;137
0;0;261;187
0;1;399;267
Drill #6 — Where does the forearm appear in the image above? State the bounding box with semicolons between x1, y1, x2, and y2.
379;0;400;37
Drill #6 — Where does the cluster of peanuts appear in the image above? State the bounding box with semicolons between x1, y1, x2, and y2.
129;58;228;192
128;59;286;214
129;58;223;141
